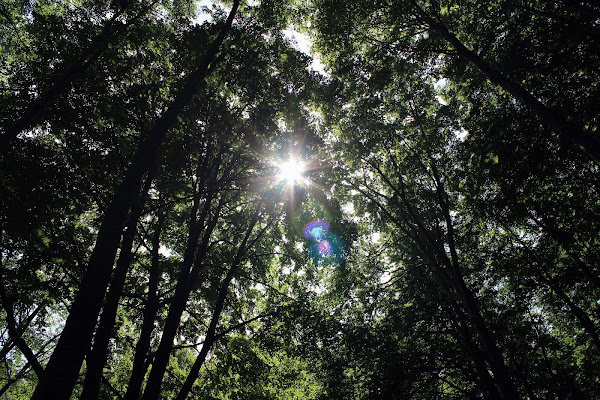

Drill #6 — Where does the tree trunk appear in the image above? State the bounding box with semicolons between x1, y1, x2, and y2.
30;2;239;398
454;304;502;400
140;195;225;400
430;162;521;400
0;251;43;377
413;4;600;162
369;156;520;398
0;304;43;362
123;211;165;400
505;225;600;351
534;255;600;350
80;172;153;399
174;205;262;400
454;277;522;400
530;212;600;289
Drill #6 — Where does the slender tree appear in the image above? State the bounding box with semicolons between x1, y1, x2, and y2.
31;2;240;399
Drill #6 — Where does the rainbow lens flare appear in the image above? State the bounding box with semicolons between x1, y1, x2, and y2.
317;240;332;255
303;220;330;241
307;232;344;267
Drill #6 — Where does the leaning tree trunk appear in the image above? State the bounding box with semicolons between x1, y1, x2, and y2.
174;207;262;400
139;194;225;400
411;3;600;163
430;162;522;400
30;2;239;398
79;171;154;399
454;303;503;400
123;210;165;400
0;226;43;377
506;227;600;351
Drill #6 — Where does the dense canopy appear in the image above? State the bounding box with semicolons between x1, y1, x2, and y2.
1;0;599;398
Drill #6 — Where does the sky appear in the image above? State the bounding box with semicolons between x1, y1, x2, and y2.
193;0;327;75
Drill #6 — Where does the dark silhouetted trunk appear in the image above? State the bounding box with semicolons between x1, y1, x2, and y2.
411;3;600;162
80;172;154;399
508;227;600;351
123;211;165;400
454;304;502;400
430;162;521;400
0;225;43;377
0;304;42;362
140;194;225;400
529;211;600;289
175;205;262;400
31;2;239;397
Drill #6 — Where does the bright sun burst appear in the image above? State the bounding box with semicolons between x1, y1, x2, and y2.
278;159;304;185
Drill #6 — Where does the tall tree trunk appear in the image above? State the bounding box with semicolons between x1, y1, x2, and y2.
140;195;225;400
453;275;522;400
366;157;520;398
0;304;43;362
529;211;600;289
30;2;239;398
454;304;502;400
429;162;521;400
80;171;154;399
411;3;600;162
123;210;165;400
175;204;263;400
507;227;600;351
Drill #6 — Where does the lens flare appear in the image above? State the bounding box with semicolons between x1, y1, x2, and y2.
303;220;330;241
311;226;324;240
317;240;332;255
307;232;345;267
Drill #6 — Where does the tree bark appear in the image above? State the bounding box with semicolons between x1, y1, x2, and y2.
454;304;502;400
80;171;154;399
0;304;43;362
507;226;600;351
174;205;263;400
411;3;600;162
529;211;600;289
30;2;239;398
0;269;43;378
123;211;165;400
0;225;43;377
430;162;521;400
140;194;225;400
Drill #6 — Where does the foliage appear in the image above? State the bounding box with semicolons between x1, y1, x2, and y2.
1;0;599;399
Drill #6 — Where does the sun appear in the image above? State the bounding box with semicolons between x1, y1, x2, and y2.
278;159;304;185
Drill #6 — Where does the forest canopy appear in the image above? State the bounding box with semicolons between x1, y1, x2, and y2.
1;0;599;399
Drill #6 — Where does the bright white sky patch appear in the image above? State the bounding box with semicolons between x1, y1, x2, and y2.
454;128;469;141
282;29;328;76
435;95;448;105
159;245;173;257
193;0;214;24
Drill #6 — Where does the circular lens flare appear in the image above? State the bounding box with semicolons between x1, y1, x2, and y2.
310;226;324;241
303;220;330;241
318;240;332;255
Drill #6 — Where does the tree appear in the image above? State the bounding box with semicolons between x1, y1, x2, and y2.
310;0;600;161
2;1;600;398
